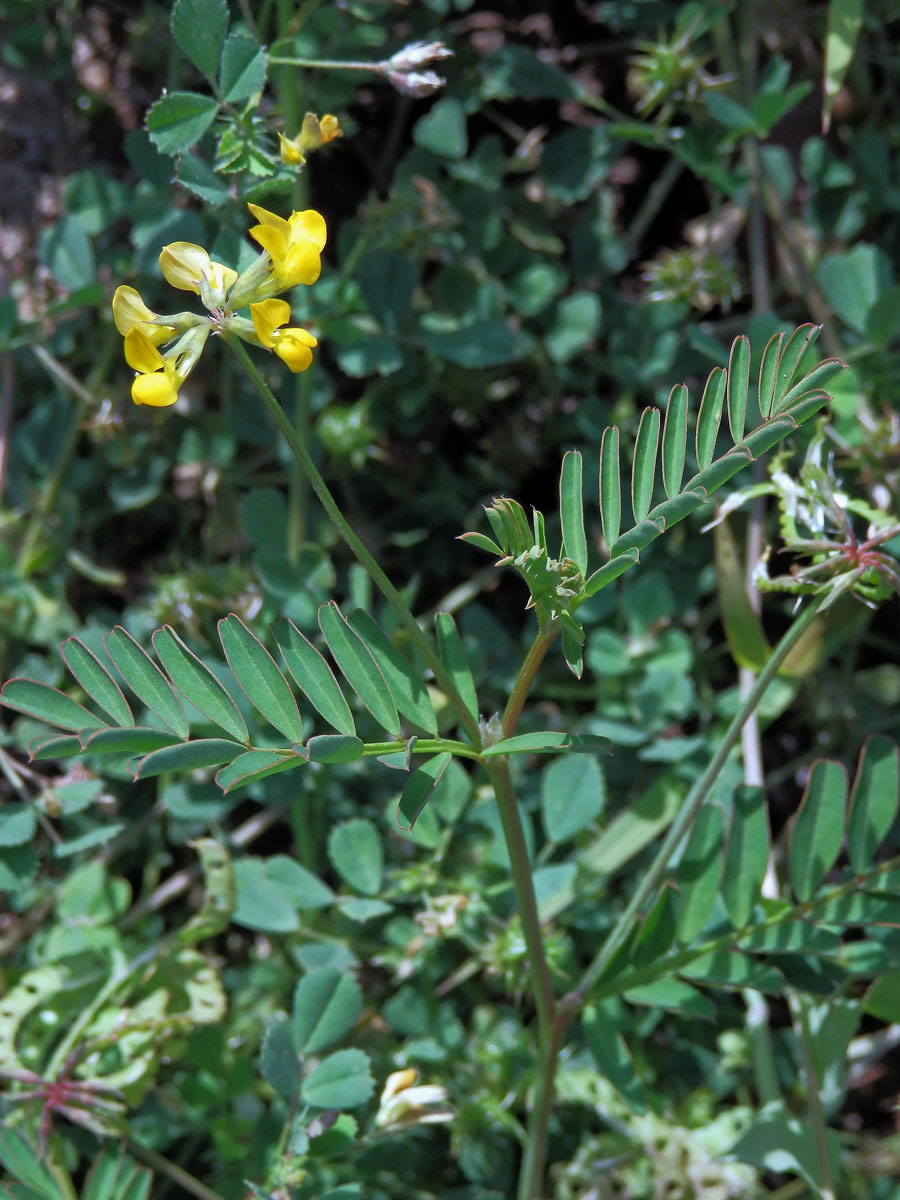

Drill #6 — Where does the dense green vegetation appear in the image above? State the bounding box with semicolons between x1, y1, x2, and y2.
1;1;899;1198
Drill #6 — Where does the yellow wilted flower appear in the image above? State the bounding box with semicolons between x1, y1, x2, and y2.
279;112;342;165
250;299;318;372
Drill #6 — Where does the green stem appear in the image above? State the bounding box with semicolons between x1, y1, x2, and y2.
790;993;837;1200
226;336;481;746
484;756;557;1200
571;596;826;1005
268;56;384;72
125;1140;227;1200
502;630;557;737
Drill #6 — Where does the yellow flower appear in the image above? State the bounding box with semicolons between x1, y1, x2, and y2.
111;285;175;346
247;204;327;291
279;113;342;165
250;299;318;372
159;242;238;307
124;325;210;407
124;328;183;407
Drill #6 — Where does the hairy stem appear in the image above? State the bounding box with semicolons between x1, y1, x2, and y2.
571;596;826;1005
227;336;481;746
485;757;557;1200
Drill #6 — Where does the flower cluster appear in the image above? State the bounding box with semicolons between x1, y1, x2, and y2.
112;203;327;407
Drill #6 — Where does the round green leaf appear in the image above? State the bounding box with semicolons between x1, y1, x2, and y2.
171;0;229;76
293;967;362;1054
541;754;605;842
219;30;266;102
301;1048;374;1110
146;92;220;155
328;818;383;896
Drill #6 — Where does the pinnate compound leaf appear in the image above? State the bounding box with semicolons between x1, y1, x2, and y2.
776;358;844;413
328;818;383;895
789;759;848;902
848;735;900;872
301;1048;374;1109
272;618;355;736
131;738;243;780
216;749;306;793
145;92;219;155
397;752;452;833
541;753;605;843
319;603;399;737
559;449;587;574
675;803;724;944
219;30;266;103
153;626;249;743
722;785;770;929
219;614;303;743
348;611;438;735
171;0;229;76
631;407;660;523
60;638;133;727
435;611;479;727
0;679;108;733
104;627;190;738
292;967;362;1054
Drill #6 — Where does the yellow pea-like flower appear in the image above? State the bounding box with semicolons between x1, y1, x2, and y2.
250;298;318;373
247;204;327;292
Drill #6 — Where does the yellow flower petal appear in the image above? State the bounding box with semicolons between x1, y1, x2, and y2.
112;286;174;345
132;366;180;407
124;327;164;373
272;327;317;373
246;203;288;233
287;209;327;250
160;242;238;299
250;298;291;347
278;132;306;165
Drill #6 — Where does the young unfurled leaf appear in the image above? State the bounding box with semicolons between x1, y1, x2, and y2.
559;449;587;575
